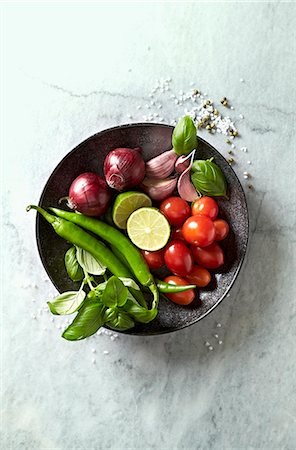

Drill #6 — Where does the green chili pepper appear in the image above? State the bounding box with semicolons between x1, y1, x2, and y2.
49;208;159;309
27;205;135;278
155;279;196;293
111;245;196;294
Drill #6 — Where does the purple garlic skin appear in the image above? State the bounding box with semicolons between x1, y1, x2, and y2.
145;149;177;179
177;149;199;202
175;155;190;173
140;176;177;201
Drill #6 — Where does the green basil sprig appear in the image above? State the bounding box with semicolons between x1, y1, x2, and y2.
62;301;105;341
76;246;107;275
103;308;135;331
65;246;84;282
172;116;198;156
48;290;86;315
191;158;228;198
101;276;128;308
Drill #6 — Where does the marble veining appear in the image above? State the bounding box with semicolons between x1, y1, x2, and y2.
2;3;296;450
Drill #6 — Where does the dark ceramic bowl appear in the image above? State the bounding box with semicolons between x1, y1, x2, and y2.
36;123;249;335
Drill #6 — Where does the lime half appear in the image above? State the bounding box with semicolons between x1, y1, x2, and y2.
112;191;152;229
127;207;170;251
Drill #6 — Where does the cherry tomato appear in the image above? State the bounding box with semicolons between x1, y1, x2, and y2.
141;249;165;270
186;265;211;287
192;196;219;220
163;276;195;305
213;219;229;241
171;227;186;242
191;242;224;269
164;240;193;276
182;215;215;247
160;196;191;227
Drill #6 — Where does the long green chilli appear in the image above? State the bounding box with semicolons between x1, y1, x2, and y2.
49;207;159;308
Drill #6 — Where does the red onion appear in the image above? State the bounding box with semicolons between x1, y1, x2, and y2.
104;147;145;191
68;172;112;217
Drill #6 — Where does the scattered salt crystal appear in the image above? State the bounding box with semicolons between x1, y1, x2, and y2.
217;323;222;328
243;175;249;179
241;146;247;152
31;313;36;319
50;317;54;322
174;99;179;105
205;341;210;347
190;82;195;86
137;105;141;110
127;114;132;119
103;350;109;355
230;106;234;110
239;114;244;119
214;334;219;339
92;358;96;364
32;299;36;302
219;340;223;345
247;160;251;165
209;346;213;351
240;78;245;82
157;104;162;109
231;144;236;149
91;348;96;353
159;117;164;122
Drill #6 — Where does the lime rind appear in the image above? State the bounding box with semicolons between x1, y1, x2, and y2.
112;191;152;229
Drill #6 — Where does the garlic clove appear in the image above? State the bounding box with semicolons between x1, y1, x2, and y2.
140;176;177;201
145;149;177;179
175;155;190;173
177;150;199;202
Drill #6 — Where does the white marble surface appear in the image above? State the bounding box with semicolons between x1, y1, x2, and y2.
2;3;296;449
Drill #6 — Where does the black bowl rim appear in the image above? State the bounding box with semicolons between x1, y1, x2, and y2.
36;122;249;336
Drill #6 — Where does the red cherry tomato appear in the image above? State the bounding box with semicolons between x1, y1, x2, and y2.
141;249;165;270
186;265;211;287
213;219;230;241
191;242;224;269
192;197;219;220
182;215;215;247
160;197;191;227
171;227;186;242
164;240;193;276
163;276;195;305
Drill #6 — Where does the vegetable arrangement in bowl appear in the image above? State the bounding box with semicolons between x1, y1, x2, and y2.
28;116;233;341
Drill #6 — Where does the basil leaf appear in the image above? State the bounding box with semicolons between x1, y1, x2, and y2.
123;301;158;324
102;276;128;308
172;116;198;156
76;246;106;275
104;309;135;331
64;247;84;282
62;302;105;341
47;290;86;315
116;278;140;291
191;158;228;197
95;277;140;292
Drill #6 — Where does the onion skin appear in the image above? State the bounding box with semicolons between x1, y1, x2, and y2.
69;172;112;217
104;147;145;191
